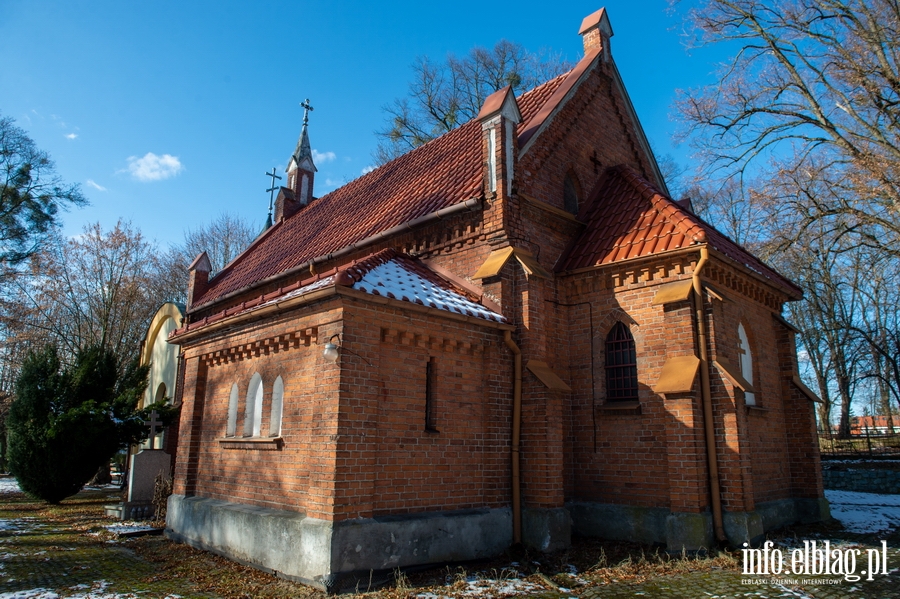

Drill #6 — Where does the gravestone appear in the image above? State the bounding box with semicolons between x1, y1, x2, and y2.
105;411;171;520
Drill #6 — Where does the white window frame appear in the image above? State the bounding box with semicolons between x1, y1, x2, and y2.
244;373;264;437
226;383;239;437
269;376;284;437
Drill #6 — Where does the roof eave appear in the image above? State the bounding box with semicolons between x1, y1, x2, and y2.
189;197;485;314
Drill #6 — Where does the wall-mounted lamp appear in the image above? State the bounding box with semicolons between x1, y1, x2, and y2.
323;334;340;363
322;335;341;364
320;333;374;367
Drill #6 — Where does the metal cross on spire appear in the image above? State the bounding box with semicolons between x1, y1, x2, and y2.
300;98;314;125
265;167;282;227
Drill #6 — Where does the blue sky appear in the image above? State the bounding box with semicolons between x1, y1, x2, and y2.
0;1;720;248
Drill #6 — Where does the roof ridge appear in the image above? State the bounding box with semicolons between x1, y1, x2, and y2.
336;248;400;285
320;75;570;204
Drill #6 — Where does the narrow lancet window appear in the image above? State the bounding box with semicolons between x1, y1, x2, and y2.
226;383;239;437
425;358;438;432
270;376;284;437
605;322;638;402
564;173;580;215
244;373;263;437
738;323;756;406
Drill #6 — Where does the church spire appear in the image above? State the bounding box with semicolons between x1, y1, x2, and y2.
286;99;317;207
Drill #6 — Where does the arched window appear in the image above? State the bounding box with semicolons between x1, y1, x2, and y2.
269;376;284;437
244;373;264;437
155;382;167;403
226;383;239;437
738;323;756;405
564;173;580;215
605;322;638;402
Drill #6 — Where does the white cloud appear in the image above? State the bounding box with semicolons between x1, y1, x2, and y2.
66;133;78;140
361;165;376;175
86;179;107;192
312;149;336;163
126;152;183;182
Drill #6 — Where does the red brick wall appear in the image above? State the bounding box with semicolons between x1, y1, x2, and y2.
173;303;344;521
332;298;513;520
708;283;794;509
559;257;698;510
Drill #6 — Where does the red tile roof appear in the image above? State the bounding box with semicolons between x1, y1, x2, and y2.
556;165;802;297
172;249;504;338
193;75;571;310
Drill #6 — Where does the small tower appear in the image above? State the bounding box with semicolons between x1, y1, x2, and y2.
286;99;317;206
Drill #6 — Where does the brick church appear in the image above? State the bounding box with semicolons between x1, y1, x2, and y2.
166;7;829;592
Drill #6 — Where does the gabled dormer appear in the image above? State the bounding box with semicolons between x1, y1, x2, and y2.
477;86;522;199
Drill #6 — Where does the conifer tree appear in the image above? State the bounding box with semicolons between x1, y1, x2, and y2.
6;344;175;504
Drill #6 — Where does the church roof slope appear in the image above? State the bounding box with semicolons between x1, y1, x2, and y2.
557;165;802;298
192;75;570;310
171;249;505;338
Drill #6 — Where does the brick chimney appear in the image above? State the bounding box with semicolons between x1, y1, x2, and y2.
273;186;301;222
579;7;614;59
477;86;522;199
187;251;212;309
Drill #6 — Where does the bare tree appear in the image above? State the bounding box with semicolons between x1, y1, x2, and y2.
0;221;166;372
676;0;900;255
375;40;572;164
673;0;900;436
155;212;257;304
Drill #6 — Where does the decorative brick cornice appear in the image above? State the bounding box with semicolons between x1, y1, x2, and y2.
200;328;318;366
380;327;483;356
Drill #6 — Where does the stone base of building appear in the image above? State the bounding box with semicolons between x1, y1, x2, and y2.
167;495;830;591
568;497;831;553
166;495;513;593
522;507;572;552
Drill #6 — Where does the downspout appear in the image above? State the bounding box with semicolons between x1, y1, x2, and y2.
692;242;726;542
503;330;522;544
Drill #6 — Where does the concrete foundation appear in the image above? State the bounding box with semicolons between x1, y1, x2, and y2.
568;502;668;544
569;498;831;553
168;495;830;591
722;510;764;548
665;511;715;554
166;495;512;593
522;507;572;552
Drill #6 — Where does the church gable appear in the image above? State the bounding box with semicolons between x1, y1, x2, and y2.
557;165;801;300
515;27;666;217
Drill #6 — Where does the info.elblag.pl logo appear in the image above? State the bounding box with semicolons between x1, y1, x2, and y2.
742;540;889;582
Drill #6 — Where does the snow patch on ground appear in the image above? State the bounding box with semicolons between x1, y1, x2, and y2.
416;577;542;598
0;479;21;495
825;489;900;534
102;522;157;536
0;590;59;599
0;581;182;599
460;577;540;597
0;518;41;535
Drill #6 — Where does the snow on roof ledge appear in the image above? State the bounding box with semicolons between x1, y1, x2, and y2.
352;259;506;323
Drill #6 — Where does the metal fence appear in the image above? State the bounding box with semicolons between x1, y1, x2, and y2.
818;429;900;457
